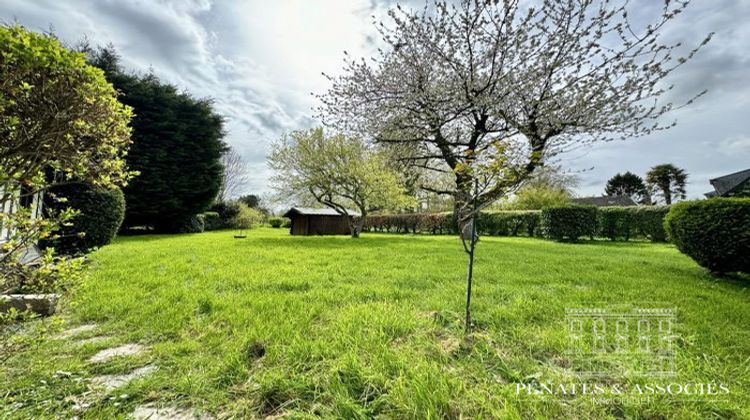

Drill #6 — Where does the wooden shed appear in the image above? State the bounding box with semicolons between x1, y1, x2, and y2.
282;207;360;236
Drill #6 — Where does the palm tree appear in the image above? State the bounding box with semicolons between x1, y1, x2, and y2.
646;164;688;204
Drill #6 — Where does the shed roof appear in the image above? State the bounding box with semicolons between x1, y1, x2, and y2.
571;195;637;207
709;168;750;196
283;207;361;217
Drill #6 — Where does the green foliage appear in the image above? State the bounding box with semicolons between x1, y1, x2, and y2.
605;172;650;204
41;183;125;255
174;215;205;234
88;46;226;232
364;211;543;237
364;213;454;234
508;186;572;210
540;205;598;241
597;207;637;241
632;206;671;242
201;212;222;231
1;25;132;293
0;25;133;189
238;194;260;209
665;198;750;274
646;164;688;205
230;203;265;230
210;201;241;228
268;217;288;228
477;211;541;236
269;128;414;236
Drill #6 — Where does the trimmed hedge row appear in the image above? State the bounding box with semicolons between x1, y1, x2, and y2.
477;211;541;237
597;206;670;242
665;198;749;274
540;205;597;241
364;205;670;242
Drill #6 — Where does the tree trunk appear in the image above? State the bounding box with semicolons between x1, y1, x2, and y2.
464;212;477;333
350;211;366;238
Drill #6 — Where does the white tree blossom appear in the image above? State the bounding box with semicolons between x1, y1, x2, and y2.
317;0;711;331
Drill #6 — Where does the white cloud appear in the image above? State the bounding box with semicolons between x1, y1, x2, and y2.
2;0;749;198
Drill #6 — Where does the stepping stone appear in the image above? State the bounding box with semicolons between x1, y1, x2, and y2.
76;336;111;346
54;323;99;339
89;343;144;363
131;404;212;419
90;365;157;392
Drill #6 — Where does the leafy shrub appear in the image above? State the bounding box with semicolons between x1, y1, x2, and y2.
209;201;241;228
598;207;636;241
541;205;598;241
269;217;288;228
201;211;222;231
478;211;541;236
175;215;205;234
633;206;670;242
664;198;750;274
596;206;670;242
229;203;265;230
364;213;454;234
41;183;126;255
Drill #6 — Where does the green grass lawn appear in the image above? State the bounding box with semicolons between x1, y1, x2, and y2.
2;228;749;418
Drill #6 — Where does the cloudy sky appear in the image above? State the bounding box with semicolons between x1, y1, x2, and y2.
2;0;748;199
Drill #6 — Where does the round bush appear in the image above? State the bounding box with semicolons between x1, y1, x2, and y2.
664;198;750;274
209;201;241;228
175;215;206;234
42;183;125;255
201;211;222;231
231;204;265;229
268;217;287;228
541;205;598;241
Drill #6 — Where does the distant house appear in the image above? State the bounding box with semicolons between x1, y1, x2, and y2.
704;168;750;198
571;195;637;207
282;207;360;236
0;184;44;264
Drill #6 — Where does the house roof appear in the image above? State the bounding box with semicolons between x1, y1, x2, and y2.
571;195;637;207
709;168;750;196
283;207;361;217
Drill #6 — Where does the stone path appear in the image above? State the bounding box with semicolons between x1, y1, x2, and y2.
89;343;145;363
54;323;212;418
89;365;158;392
53;323;98;339
132;404;212;420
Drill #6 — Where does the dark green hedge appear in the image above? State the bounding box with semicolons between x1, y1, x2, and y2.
477;211;541;237
664;198;750;274
174;214;205;234
208;201;241;229
597;206;670;241
364;205;670;242
541;205;598;241
364;213;455;234
269;217;288;228
42;183;125;255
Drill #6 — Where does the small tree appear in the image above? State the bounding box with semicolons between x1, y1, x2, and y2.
508;166;577;210
646;164;687;205
605;172;650;204
319;0;710;331
1;25;132;291
268;128;413;237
